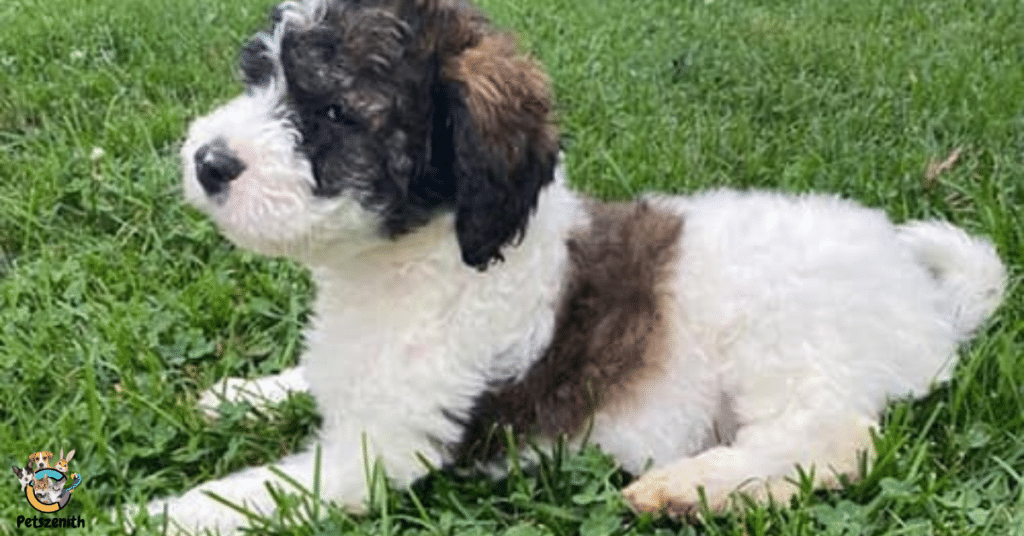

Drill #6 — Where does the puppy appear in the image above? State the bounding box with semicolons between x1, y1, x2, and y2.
150;0;1006;532
12;464;34;492
28;451;52;471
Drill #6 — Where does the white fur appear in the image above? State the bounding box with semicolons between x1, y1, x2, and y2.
181;88;380;260
199;367;310;418
14;467;33;492
152;155;1006;532
151;2;1006;531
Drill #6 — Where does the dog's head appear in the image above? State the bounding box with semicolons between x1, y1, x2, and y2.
183;0;558;269
13;465;32;486
28;451;52;470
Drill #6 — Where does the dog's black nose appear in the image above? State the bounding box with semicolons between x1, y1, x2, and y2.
195;139;246;195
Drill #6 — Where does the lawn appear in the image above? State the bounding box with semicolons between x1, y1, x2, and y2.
1;0;1022;534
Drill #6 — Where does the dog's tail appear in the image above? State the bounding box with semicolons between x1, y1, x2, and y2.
897;220;1006;340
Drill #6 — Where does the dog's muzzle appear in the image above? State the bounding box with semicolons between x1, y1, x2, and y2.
195;138;246;195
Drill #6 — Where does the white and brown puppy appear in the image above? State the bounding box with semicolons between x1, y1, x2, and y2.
153;0;1007;532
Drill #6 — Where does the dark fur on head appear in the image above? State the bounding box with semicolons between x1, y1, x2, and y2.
245;0;559;268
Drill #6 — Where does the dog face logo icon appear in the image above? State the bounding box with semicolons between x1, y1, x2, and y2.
12;448;82;513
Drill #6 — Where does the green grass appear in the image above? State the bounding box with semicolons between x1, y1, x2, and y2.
1;0;1022;533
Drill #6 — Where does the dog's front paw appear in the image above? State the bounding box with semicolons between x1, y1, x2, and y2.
199;368;308;418
199;376;258;417
145;490;251;535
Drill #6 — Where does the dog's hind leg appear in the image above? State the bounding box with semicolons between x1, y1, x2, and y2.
622;409;875;518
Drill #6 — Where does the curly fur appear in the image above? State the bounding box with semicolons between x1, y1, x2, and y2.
153;0;1007;532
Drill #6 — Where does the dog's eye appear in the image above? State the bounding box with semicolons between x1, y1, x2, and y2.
326;105;361;128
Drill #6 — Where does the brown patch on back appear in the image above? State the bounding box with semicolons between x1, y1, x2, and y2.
451;201;685;463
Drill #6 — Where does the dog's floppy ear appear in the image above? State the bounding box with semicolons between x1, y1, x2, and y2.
423;4;559;269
